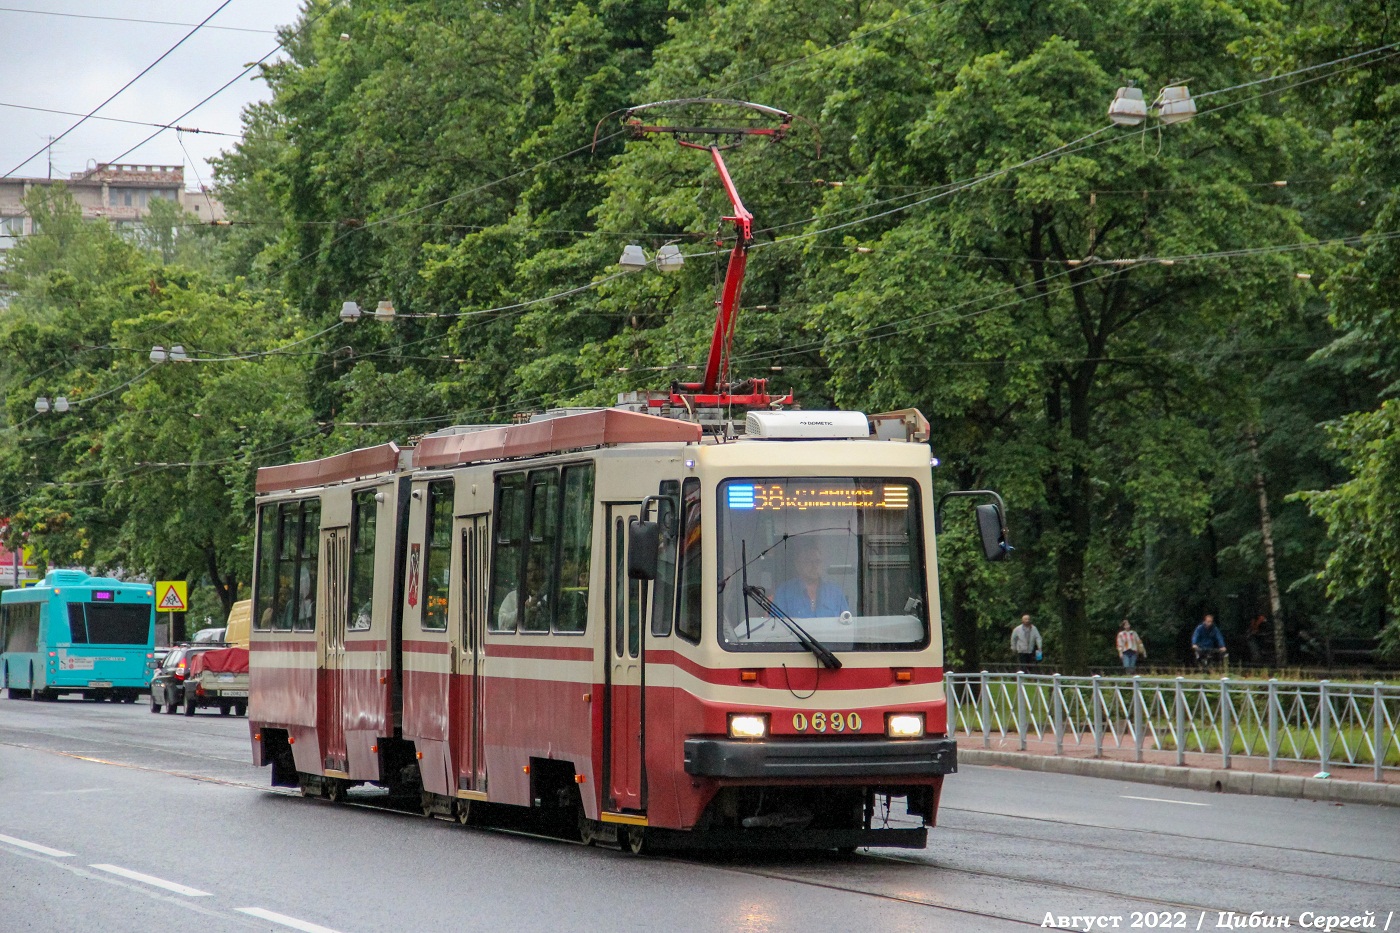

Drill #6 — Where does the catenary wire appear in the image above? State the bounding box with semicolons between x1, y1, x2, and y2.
1;0;237;178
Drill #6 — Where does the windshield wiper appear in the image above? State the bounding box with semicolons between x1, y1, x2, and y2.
717;525;850;593
742;585;842;670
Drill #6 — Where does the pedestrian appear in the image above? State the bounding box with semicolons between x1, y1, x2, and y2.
1116;619;1145;669
1246;614;1266;664
1010;614;1042;668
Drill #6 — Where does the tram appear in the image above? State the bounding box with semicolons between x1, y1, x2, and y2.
247;100;1010;849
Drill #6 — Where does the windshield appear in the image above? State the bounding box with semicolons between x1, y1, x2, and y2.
716;478;929;653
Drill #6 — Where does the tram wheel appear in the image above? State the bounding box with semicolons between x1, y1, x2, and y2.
456;800;473;826
578;811;595;846
326;779;345;804
297;774;319;798
624;826;645;856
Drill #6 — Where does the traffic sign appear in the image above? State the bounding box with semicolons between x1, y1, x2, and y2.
156;580;188;611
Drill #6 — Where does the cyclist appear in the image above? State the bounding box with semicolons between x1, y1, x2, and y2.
1191;613;1227;671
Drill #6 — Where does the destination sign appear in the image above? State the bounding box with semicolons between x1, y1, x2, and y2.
725;482;910;511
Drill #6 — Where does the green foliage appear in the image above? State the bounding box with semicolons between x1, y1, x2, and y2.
2;0;1396;670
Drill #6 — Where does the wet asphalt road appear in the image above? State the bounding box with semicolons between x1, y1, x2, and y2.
1;696;1396;932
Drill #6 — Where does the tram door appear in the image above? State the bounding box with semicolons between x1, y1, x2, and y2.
320;526;350;774
453;515;490;793
604;504;646;812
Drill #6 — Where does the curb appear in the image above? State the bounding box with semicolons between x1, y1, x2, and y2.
957;749;1400;807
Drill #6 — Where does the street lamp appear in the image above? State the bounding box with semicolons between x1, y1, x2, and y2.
150;345;191;363
1153;85;1197;124
1108;83;1196;126
619;243;685;273
618;244;648;272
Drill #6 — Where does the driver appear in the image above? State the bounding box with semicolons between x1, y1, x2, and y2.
773;540;850;619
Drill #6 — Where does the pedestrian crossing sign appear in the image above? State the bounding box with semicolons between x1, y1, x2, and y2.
156;581;188;612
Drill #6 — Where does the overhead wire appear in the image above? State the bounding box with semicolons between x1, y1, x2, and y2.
0;101;238;138
1;0;238;178
0;6;275;34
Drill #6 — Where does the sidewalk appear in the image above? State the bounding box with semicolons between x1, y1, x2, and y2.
955;731;1400;807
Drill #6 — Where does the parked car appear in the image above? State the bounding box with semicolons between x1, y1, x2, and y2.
149;645;219;714
190;627;226;644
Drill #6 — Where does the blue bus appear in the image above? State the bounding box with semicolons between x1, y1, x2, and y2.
1;570;157;702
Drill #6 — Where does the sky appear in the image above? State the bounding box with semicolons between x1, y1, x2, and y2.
0;1;307;187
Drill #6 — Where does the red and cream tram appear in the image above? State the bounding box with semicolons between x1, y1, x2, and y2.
249;99;1009;850
248;405;1007;849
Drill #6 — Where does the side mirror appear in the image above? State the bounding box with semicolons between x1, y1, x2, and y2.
628;520;660;580
976;503;1009;562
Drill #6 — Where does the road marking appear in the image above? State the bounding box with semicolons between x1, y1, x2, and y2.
0;833;74;857
1121;795;1210;807
90;864;211;896
236;907;345;933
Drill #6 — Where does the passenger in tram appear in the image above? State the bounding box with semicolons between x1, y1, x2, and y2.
773;540;850;619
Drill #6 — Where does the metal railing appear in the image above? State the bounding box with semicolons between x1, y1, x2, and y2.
945;672;1400;781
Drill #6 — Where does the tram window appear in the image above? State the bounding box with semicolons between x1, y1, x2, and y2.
613;518;625;657
295;500;321;632
254;505;277;631
348;490;377;631
490;473;527;633
521;469;559;633
556;464;594;634
675;477;702;644
273;503;300;631
651;480;680;637
421;480;454;632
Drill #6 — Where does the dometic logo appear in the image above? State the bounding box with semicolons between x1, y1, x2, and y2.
799;420;835;427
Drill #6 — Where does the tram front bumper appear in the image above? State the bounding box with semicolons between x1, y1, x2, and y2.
683;735;957;779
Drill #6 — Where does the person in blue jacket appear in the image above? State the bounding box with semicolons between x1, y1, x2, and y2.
1191;613;1227;666
774;540;850;619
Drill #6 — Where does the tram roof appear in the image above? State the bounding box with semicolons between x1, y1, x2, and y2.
256;441;404;494
255;409;703;494
413;408;701;469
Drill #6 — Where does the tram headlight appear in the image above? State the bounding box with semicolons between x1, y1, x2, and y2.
886;713;925;739
728;714;768;739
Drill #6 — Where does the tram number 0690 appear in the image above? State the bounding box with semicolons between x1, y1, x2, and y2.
792;712;862;733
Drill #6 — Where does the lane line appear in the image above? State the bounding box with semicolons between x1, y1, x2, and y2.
235;907;346;933
1121;795;1210;807
90;864;211;896
0;833;74;857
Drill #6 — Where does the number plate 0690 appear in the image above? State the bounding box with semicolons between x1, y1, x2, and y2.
792;711;862;733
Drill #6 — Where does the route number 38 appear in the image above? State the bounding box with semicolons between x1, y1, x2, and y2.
792;711;863;733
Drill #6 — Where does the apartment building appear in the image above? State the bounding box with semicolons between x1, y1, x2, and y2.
0;162;225;250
